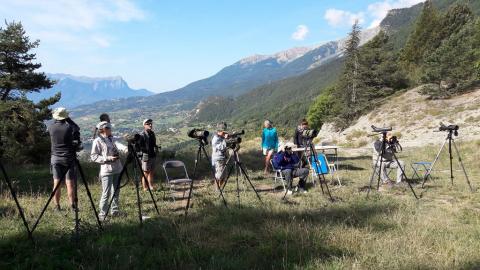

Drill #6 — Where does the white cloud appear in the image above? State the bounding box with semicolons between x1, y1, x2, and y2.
324;9;365;27
367;0;425;28
291;25;309;41
0;0;145;48
323;0;424;29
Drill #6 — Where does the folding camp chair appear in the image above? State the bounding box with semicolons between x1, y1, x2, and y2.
309;153;343;186
411;161;433;181
162;160;193;202
270;159;287;192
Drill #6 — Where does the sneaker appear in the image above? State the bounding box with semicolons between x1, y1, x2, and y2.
98;213;107;221
286;190;293;195
111;211;127;218
298;188;308;194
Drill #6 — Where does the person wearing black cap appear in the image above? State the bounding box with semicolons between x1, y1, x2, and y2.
139;118;159;191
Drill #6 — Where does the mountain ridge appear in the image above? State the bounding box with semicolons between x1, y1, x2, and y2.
29;73;153;108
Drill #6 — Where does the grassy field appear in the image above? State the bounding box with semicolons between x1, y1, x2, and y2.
1;139;480;269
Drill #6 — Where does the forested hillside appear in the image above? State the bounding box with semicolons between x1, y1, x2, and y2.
195;0;480;136
307;0;480;131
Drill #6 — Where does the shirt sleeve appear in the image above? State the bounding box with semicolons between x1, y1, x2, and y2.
115;141;128;153
91;139;107;164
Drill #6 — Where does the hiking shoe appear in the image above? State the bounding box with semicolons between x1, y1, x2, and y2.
111;211;127;218
298;188;308;194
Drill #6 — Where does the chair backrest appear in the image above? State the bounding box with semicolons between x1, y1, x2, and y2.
310;153;329;175
270;159;281;171
163;160;189;182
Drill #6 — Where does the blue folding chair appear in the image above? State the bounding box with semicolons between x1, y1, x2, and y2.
310;153;329;185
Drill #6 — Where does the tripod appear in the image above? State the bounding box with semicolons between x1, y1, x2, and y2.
184;139;227;216
367;131;418;199
219;148;262;206
103;143;160;225
0;158;32;241
421;129;474;191
30;157;103;241
282;139;334;201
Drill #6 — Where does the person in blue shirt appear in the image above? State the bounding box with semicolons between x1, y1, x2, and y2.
272;142;309;194
261;119;278;175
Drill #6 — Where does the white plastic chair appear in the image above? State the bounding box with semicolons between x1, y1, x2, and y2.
270;159;287;192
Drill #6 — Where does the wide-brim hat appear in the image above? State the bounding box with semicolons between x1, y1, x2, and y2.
52;107;69;120
278;142;295;152
96;121;112;130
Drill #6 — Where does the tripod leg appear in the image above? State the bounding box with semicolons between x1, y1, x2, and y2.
133;155;160;215
310;145;333;201
219;162;234;194
132;163;143;225
235;164;240;207
452;140;474;192
392;154;418;200
237;162;263;203
30;176;64;234
422;139;447;188
73;171;79;241
185;147;201;216
201;146;227;207
367;155;381;198
449;138;454;186
0;161;32;241
75;159;103;230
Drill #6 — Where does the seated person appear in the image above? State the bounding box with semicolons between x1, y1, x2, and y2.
273;142;309;194
372;132;405;185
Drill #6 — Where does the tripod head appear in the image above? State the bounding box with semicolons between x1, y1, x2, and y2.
188;129;209;145
439;123;459;137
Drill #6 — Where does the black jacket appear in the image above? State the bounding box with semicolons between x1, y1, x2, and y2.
139;130;157;157
48;119;80;159
294;126;305;147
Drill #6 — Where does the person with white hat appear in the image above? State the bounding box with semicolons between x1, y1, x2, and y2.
91;121;124;219
211;122;229;187
138;118;159;191
48;107;79;211
272;142;310;194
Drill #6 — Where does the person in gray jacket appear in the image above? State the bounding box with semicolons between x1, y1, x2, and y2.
212;122;229;187
372;132;405;185
91;121;124;219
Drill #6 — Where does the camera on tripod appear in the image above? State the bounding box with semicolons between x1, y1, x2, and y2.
226;130;245;149
371;125;392;133
188;129;209;145
439;123;459;136
302;129;319;140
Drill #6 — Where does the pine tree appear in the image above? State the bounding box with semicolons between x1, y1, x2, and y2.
422;17;480;98
0;21;54;101
401;0;439;68
358;31;408;101
343;20;362;105
0;21;59;163
307;86;335;129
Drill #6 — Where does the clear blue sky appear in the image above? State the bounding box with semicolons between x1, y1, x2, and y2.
0;0;423;92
